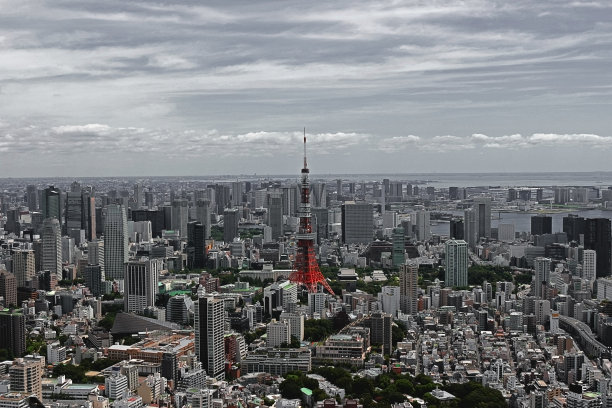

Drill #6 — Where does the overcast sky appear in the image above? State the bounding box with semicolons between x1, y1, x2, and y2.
1;0;612;177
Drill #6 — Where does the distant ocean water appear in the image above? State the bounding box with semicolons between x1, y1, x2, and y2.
312;171;612;189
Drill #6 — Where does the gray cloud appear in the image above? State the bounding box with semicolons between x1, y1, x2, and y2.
0;0;611;175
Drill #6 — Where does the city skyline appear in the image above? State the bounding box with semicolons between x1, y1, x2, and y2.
1;1;612;176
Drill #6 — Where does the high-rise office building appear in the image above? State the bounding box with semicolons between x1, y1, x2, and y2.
171;199;189;239
267;192;283;240
132;209;166;239
473;196;491;240
310;183;327;209
213;184;231;214
88;240;105;275
41;185;62;226
187;222;207;269
464;209;477;249
133;184;144;208
392;227;406;267
584;218;611;278
223;208;239;243
415;210;431;242
341;201;373;244
312;208;329;244
26;185;38;211
144;190;154;209
104;205;128;280
65;190;83;235
84;265;104;297
563;214;585;243
0;270;17;307
534;257;551;298
369;311;393;356
449;218;464;240
564;216;612;278
388;182;403;201
194;296;224;380
42;218;62;280
195;200;211;240
583;250;596;282
12;249;35;287
531;215;552;236
124;258;162;313
400;262;418;315
231;181;243;206
4;208;20;235
445;239;468;288
61;236;75;264
498;224;515;242
0;309;25;357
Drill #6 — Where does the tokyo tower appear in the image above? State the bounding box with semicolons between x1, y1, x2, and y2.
288;130;335;295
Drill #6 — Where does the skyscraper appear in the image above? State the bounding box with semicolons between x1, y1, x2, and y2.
341;201;373;244
399;262;418;315
65;190;83;235
133;184;144;208
41;185;62;226
194;296;224;380
88;240;105;276
124;258;162;313
583;249;596;282
104;205;128;280
132;209;166;239
310;182;327;208
369;311;393;356
415;210;431;242
445;239;468;288
231;181;243;206
84;265;104;297
449;218;464;240
534;257;551;298
464;209;477;249
195;199;211;240
187;222;207;269
563;214;585;243
473;196;491;240
42;218;62;280
392;227;406;267
0;309;25;357
12;249;35;287
267;192;283;240
584;218;611;278
0;270;17;307
531;215;552;236
171;199;189;239
223;208;239;243
26;185;38;211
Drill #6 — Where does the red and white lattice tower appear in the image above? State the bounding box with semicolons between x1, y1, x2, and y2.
288;130;335;295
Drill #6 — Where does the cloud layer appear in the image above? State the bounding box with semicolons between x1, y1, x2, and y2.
0;0;611;175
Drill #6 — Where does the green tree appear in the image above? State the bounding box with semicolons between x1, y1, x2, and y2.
279;377;303;399
304;319;334;341
392;323;406;346
98;312;117;331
